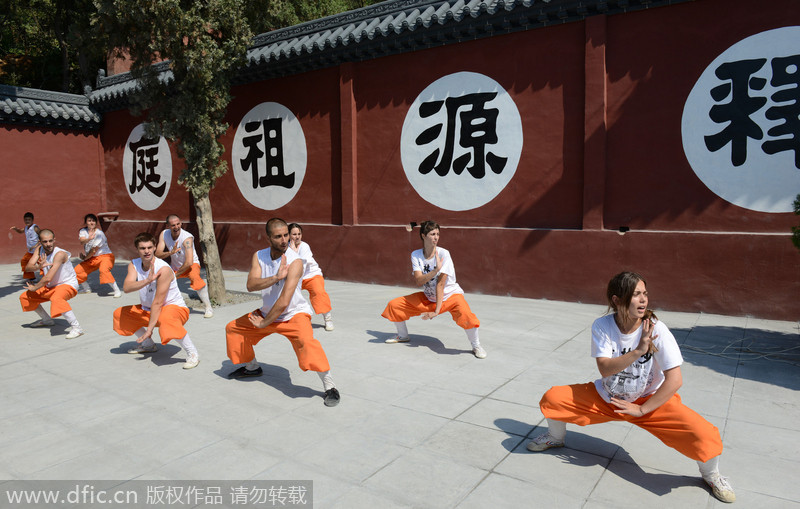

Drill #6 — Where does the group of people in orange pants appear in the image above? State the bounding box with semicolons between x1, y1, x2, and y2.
11;214;735;502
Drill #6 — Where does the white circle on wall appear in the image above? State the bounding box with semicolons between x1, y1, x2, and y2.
682;26;800;213
401;71;523;211
122;123;172;211
231;102;307;210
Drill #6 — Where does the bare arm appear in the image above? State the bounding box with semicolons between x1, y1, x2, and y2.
138;266;173;343
422;273;447;319
610;366;683;417
25;251;68;291
154;230;172;259
174;238;194;276
23;244;43;271
412;249;443;286
122;262;159;293
596;319;658;377
250;259;302;328
246;252;288;292
10;226;23;234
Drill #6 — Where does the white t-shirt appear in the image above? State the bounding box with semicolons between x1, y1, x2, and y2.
132;257;186;311
163;229;200;271
25;224;39;253
257;248;313;322
411;246;463;303
79;228;112;257
292;241;323;280
42;247;78;290
591;314;683;402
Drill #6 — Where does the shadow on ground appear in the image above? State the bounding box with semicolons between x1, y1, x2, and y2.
674;326;800;390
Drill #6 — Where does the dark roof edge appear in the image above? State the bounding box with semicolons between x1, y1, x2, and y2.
90;0;694;111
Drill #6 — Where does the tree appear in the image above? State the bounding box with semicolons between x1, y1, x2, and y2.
1;0;106;93
95;0;253;305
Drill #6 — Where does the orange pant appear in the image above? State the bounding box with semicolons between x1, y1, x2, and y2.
20;251;35;280
113;304;190;344
75;253;116;284
381;292;480;329
225;311;330;372
302;275;331;314
539;383;723;462
19;284;78;318
177;263;206;291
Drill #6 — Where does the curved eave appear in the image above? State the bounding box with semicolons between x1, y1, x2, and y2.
90;0;693;111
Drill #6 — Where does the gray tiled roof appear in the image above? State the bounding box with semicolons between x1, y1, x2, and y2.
90;0;689;110
0;85;101;130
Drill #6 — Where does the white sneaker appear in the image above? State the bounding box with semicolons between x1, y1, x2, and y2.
526;432;565;452
385;335;410;343
31;319;55;328
324;319;334;331
127;345;158;354
704;473;735;503
472;345;487;359
113;290;122;298
183;354;200;370
65;328;84;339
79;286;92;294
204;308;214;318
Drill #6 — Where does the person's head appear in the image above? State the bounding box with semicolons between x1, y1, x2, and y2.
134;232;157;260
266;218;289;253
38;229;55;254
288;223;303;245
419;220;440;247
23;212;34;226
84;213;99;229
166;214;182;236
607;271;648;322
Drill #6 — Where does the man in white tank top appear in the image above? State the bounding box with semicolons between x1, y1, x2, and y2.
155;214;213;318
9;211;40;282
113;232;200;369
224;218;340;407
19;229;84;339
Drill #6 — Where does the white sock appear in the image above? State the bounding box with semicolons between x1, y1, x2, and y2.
465;327;481;348
245;358;259;370
175;334;198;357
34;306;51;321
62;311;80;329
197;285;212;310
134;327;156;348
545;419;567;441
697;455;721;479
394;321;409;338
317;371;335;391
323;311;332;321
109;282;120;293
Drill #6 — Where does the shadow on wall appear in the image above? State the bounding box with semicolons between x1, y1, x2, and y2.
673;325;800;391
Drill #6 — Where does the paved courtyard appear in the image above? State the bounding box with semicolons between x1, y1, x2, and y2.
1;261;798;508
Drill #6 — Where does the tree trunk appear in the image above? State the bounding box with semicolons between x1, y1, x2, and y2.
193;192;226;305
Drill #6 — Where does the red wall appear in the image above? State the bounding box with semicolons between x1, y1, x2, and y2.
1;126;105;264
5;0;798;319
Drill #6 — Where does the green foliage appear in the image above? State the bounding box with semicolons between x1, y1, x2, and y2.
792;194;800;250
95;0;253;197
0;0;107;92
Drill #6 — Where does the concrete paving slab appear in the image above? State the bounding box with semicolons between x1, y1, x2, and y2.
1;261;798;507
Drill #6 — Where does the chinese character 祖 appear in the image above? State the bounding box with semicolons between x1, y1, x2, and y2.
416;92;508;178
128;136;167;196
240;119;294;189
